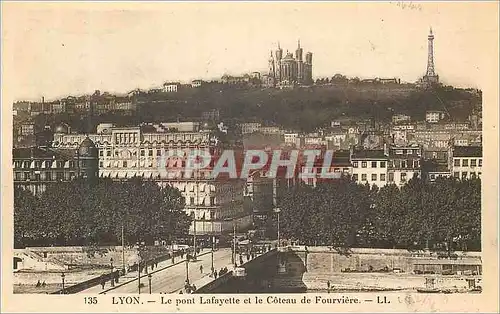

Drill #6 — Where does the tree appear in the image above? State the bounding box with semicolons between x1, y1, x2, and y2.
19;178;191;247
14;187;40;248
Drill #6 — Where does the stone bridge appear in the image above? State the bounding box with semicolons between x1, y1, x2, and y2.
194;248;281;293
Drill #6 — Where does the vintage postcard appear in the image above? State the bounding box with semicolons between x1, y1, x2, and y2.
1;1;498;313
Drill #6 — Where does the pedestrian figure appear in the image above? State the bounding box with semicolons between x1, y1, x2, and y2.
214;270;218;279
36;280;41;287
239;255;244;265
327;280;331;293
41;281;46;287
155;262;158;268
100;277;106;290
171;257;175;264
199;265;203;274
191;284;196;292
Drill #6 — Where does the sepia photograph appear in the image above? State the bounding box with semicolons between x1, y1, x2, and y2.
1;1;498;313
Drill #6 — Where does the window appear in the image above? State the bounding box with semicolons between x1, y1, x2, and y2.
141;150;145;157
401;172;407;181
462;159;468;167
454;172;459;178
157;150;161;156
352;174;359;181
99;161;104;167
380;161;386;168
479;159;482;167
56;172;64;181
380;174;386;181
361;174;367;181
24;161;30;168
406;149;412;155
395;150;403;155
478;172;482;177
107;150;111;157
46;172;52;181
361;161;367;168
353;161;358;168
123;161;128;168
210;196;216;206
371;174;377;181
388;173;394;182
430;174;435;180
99;150;103;157
454;159;460;167
414;160;420;168
471;159;477;167
371;161;377;168
190;197;195;205
402;160;407;168
470;172;476;179
15;172;22;180
148;150;153;156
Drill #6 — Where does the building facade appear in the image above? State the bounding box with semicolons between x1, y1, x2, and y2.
387;145;422;187
13;138;99;196
351;149;388;188
426;111;446;123
52;124;251;236
450;146;482;180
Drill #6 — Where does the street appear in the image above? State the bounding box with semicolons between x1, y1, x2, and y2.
86;248;234;294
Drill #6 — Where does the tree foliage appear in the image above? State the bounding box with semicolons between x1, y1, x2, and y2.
279;177;481;251
14;178;190;247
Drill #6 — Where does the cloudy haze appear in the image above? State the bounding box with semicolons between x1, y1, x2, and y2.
3;2;497;101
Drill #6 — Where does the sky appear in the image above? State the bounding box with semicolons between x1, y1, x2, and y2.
2;2;498;101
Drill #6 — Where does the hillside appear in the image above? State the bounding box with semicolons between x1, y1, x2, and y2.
23;84;481;134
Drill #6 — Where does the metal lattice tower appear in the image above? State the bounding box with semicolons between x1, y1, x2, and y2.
426;27;436;77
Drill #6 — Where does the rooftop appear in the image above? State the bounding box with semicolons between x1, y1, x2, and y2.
13;147;77;160
453;146;482;157
351;150;387;159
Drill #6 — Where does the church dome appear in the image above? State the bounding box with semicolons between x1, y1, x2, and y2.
54;124;69;134
78;137;97;157
282;52;295;61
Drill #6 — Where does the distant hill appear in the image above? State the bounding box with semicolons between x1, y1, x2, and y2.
21;84;481;134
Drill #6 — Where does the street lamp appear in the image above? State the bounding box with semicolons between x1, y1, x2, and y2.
232;220;237;267
274;208;281;247
185;258;190;285
148;274;152;294
230;197;237;267
137;252;142;294
61;273;65;294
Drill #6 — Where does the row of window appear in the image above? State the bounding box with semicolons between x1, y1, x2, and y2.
353;172;409;182
188;196;216;206
14;160;94;169
14;171;74;181
453;158;482;167
453;171;481;179
352;160;420;169
353;161;386;168
99;149;209;158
